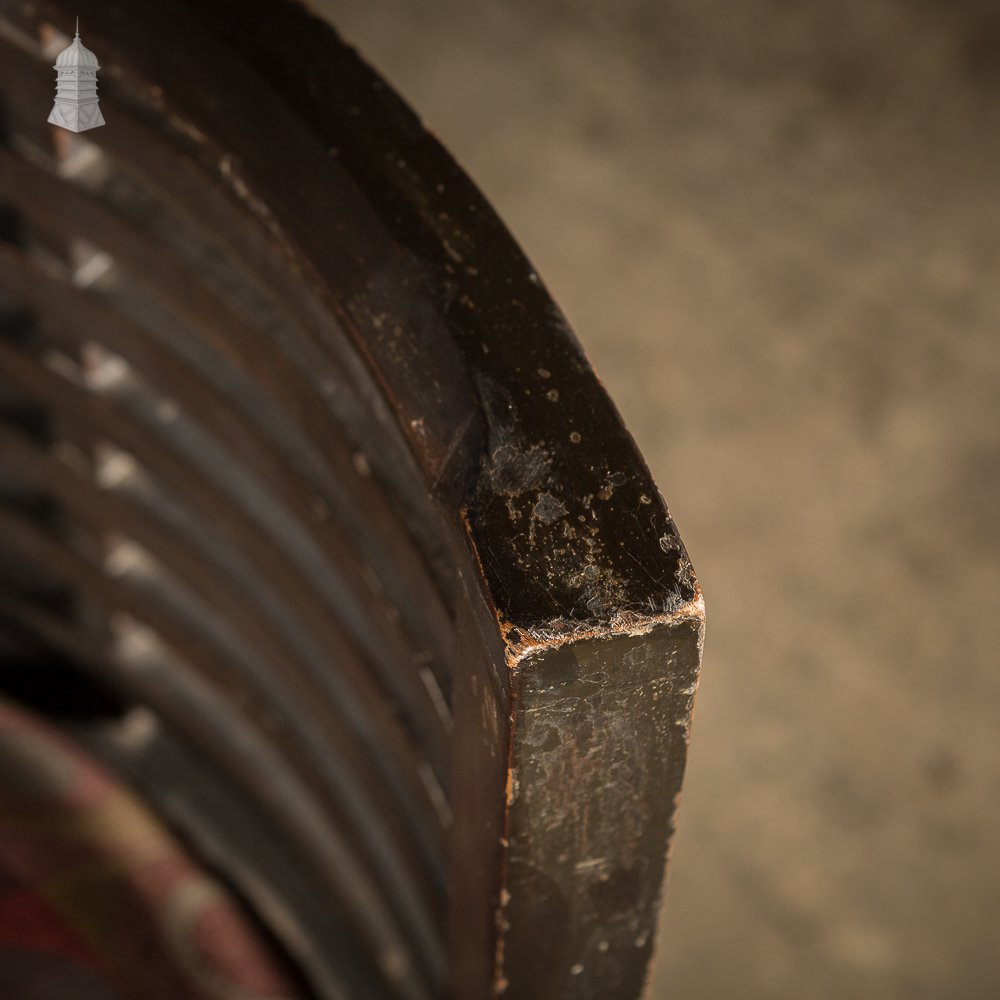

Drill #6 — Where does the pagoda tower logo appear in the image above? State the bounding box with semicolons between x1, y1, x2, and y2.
48;18;106;133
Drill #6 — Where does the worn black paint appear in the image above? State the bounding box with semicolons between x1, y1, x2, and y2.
0;2;704;998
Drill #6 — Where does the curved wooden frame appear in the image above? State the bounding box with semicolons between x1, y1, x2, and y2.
0;2;704;997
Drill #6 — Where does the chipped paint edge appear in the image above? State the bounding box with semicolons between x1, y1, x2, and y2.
499;586;705;673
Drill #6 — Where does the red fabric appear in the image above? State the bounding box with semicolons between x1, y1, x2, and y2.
0;699;301;999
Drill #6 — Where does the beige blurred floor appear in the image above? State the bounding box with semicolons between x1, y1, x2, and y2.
321;2;1000;997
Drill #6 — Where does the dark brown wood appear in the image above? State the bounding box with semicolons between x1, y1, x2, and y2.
0;2;705;997
498;621;703;999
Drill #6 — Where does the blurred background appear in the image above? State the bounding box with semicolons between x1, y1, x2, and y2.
322;1;1000;997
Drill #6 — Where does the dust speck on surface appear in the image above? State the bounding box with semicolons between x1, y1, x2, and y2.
659;534;680;554
533;491;568;524
487;442;551;496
